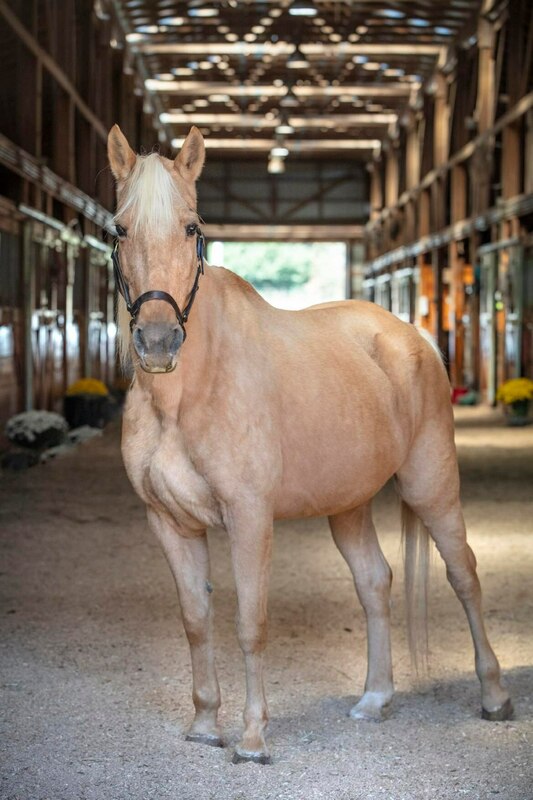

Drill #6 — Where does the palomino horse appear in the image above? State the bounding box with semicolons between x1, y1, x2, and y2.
107;124;512;764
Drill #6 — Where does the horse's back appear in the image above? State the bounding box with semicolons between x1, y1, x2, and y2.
287;299;448;402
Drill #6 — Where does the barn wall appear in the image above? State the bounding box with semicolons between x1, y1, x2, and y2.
364;0;533;401
0;0;160;429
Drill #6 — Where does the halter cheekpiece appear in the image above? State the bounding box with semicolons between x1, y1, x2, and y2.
112;224;205;341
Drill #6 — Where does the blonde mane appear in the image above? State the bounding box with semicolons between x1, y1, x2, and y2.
114;153;186;237
116;294;134;375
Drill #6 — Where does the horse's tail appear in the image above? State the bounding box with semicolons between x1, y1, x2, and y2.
401;500;430;678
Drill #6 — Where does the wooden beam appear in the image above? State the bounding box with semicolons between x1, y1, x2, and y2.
0;133;113;227
283;174;355;221
366;92;533;231
0;0;107;142
204;224;364;241
201;176;269;220
364;194;533;272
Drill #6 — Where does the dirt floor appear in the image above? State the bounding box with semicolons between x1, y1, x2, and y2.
1;407;532;800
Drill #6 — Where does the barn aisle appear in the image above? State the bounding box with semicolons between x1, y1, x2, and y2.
1;411;532;800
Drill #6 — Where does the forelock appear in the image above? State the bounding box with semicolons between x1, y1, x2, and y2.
115;153;187;236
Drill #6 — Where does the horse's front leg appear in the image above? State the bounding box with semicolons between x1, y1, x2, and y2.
226;506;273;765
147;510;222;747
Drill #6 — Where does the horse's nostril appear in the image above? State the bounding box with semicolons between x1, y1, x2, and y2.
132;327;146;357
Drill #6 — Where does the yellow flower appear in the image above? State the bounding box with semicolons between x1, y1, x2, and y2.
66;378;109;397
496;378;533;405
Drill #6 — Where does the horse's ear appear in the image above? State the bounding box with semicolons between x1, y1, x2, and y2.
174;126;205;182
107;124;136;180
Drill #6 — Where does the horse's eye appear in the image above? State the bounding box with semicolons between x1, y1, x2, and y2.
116;224;127;238
185;223;197;237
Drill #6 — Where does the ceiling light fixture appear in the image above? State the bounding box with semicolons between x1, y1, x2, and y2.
280;85;299;107
376;9;405;19
135;24;158;34
158;16;185;26
172;67;194;76
408;18;430;27
268;155;285;174
289;1;317;16
276;117;295;135
287;46;309;69
188;2;218;18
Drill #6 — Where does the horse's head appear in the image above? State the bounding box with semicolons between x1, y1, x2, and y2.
107;125;205;373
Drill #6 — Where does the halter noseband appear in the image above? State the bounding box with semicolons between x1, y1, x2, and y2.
111;224;205;340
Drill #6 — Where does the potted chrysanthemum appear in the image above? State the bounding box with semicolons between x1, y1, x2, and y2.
496;377;533;426
63;378;111;429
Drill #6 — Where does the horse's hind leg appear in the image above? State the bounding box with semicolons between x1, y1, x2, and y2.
329;503;394;721
396;437;512;720
148;510;223;746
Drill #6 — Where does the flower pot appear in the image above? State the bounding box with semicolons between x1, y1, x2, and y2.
505;399;531;427
63;394;110;429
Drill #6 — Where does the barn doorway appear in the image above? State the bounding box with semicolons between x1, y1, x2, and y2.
207;240;348;310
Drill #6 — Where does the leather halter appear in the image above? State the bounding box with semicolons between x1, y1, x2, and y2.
111;224;205;340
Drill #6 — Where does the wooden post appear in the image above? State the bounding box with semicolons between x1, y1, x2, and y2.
448;164;468;387
405;115;420;191
476;18;496;134
404;113;420;244
433;75;449;170
525;109;533;195
501;123;521;200
471;17;496;214
385;145;399;209
22;221;35;411
369;163;382;221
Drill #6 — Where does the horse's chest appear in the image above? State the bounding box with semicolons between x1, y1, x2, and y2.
127;431;222;531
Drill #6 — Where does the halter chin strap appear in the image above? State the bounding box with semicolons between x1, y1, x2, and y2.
112;225;205;338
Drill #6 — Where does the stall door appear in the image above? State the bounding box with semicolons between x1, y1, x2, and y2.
479;243;523;403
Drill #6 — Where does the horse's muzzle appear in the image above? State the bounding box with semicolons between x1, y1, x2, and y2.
132;321;185;373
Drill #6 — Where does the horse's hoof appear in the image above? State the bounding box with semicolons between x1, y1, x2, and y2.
349;706;386;722
482;698;514;721
232;748;271;765
349;692;391;722
185;733;224;748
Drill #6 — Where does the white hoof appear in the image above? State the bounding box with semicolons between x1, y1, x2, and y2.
349;691;392;722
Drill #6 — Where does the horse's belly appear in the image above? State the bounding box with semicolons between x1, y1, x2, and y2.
274;416;406;519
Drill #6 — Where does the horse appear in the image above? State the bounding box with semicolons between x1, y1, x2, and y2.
107;124;512;765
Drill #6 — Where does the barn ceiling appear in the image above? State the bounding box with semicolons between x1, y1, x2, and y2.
110;0;483;162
